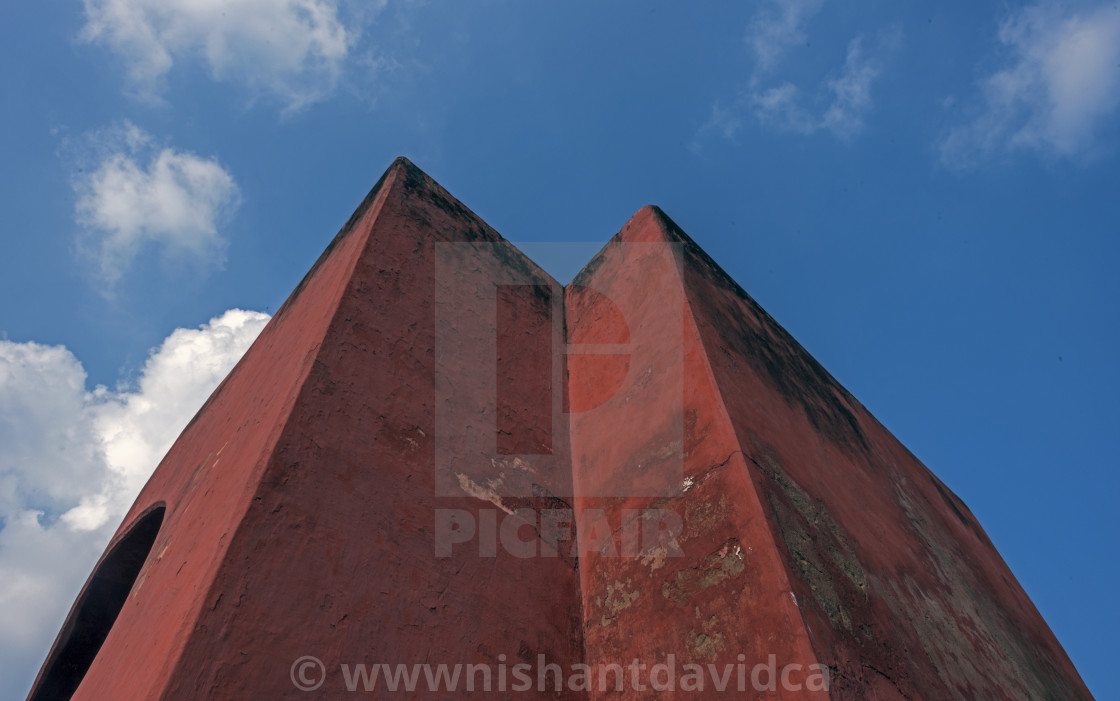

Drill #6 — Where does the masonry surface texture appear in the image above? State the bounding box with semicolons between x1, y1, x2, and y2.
30;158;1091;700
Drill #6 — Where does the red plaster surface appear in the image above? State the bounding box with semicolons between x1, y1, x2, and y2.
32;160;582;700
567;209;825;700
576;206;1091;700
30;160;1091;700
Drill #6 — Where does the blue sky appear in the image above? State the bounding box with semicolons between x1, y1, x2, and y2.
1;0;1117;697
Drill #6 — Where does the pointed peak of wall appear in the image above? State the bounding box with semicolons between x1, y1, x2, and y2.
568;205;680;288
276;156;560;321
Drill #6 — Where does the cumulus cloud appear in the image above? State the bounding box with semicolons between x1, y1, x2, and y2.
80;0;357;108
940;1;1120;167
0;309;269;697
74;123;239;289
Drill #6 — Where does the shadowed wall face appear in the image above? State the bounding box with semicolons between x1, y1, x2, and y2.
497;283;554;456
674;224;1091;700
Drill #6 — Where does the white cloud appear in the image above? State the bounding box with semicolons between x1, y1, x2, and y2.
80;0;357;109
74;123;240;288
697;34;886;146
746;0;824;71
750;83;815;134
820;38;883;137
695;2;893;146
940;1;1120;167
749;38;883;138
0;309;269;697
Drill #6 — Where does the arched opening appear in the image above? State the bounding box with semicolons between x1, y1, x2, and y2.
28;504;166;701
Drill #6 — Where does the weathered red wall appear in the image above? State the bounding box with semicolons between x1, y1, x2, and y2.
31;159;1091;700
647;206;1091;699
567;207;827;700
38;159;401;701
36;159;585;699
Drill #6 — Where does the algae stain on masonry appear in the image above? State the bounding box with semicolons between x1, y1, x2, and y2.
754;452;867;635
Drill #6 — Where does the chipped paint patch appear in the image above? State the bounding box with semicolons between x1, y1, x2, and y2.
490;455;532;473
640;544;668;571
661;538;746;604
455;472;512;514
688;630;726;661
679;493;729;544
599;579;640;627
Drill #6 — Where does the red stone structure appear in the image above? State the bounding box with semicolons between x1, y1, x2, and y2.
29;159;1091;699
